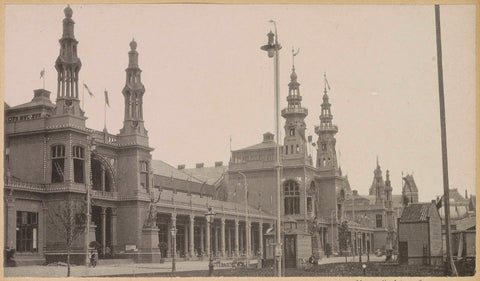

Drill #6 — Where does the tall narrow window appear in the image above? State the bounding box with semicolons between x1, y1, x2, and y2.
16;211;38;252
296;144;300;153
73;146;84;183
51;145;65;183
376;214;383;228
284;180;300;215
307;197;312;214
289;129;295;136
322;143;327;151
140;161;149;189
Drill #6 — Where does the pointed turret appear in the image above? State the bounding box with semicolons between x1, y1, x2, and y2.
369;158;385;205
118;39;149;147
281;48;308;161
54;5;83;117
385;170;393;208
315;73;338;171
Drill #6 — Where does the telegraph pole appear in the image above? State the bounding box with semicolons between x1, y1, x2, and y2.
434;4;457;276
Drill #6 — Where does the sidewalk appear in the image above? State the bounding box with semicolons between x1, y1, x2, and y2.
4;254;387;277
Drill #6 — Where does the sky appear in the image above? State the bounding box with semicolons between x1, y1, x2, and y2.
3;4;476;202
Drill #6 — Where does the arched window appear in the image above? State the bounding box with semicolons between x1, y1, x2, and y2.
51;145;65;183
91;155;112;192
72;146;84;183
284;180;300;215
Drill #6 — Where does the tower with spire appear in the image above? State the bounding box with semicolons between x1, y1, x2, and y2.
281;49;308;162
53;5;83;118
369;157;386;205
118;39;149;147
315;74;338;172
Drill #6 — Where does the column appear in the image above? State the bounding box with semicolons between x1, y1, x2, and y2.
184;225;189;258
100;207;106;255
189;215;195;258
6;198;16;248
239;225;244;254
246;222;251;257
101;166;105;191
258;222;263;257
110;208;118;252
214;226;219;256
206;221;211;256
227;227;231;257
234;219;239;257
221;218;226;257
200;225;204;255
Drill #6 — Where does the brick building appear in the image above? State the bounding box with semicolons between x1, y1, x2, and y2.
4;6;275;266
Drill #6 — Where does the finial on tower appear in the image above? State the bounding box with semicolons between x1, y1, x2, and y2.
376;155;379;167
64;5;73;18
130;38;137;51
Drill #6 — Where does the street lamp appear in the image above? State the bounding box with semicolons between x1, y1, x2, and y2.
362;263;367;276
238;172;249;267
260;19;282;278
205;207;216;276
170;226;177;272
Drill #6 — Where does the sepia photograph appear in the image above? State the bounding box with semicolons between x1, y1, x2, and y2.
2;3;477;278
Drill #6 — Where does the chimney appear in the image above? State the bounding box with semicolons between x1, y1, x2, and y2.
353;190;358;196
431;199;436;204
465;189;468;199
177;164;185;170
196;163;204;168
215;161;223;167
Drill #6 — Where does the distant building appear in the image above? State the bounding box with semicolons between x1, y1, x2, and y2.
343;163;404;253
397;201;443;266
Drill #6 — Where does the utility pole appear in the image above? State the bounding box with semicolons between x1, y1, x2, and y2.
434;4;457;276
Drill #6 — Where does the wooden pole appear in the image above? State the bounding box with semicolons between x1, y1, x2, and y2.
434;4;457;276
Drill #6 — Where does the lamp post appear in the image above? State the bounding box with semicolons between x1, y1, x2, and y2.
205;207;216;276
238;172;249;267
170;226;177;273
261;19;282;277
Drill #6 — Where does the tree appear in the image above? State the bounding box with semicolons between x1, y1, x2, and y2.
48;199;86;277
338;220;351;261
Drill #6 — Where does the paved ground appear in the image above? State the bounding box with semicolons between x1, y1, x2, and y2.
4;254;386;277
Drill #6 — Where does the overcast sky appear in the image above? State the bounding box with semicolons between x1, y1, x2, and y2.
4;4;476;202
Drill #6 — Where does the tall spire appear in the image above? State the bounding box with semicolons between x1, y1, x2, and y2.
120;39;147;138
54;5;83;116
315;72;338;171
281;48;308;161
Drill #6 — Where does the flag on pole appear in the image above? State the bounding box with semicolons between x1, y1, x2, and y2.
325;76;331;90
104;90;110;107
40;68;45;79
83;83;94;97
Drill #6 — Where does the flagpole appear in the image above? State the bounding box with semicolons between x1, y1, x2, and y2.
104;89;107;131
82;81;85;110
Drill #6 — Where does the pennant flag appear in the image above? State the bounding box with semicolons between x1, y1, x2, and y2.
104;90;110;107
325;77;331;90
40;68;45;79
83;83;94;97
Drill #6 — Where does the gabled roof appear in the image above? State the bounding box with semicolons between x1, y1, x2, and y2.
454;216;476;231
402;174;418;193
183;165;227;186
151;160;203;183
399;202;438;223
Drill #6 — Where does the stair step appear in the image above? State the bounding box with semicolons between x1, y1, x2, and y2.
97;258;135;265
